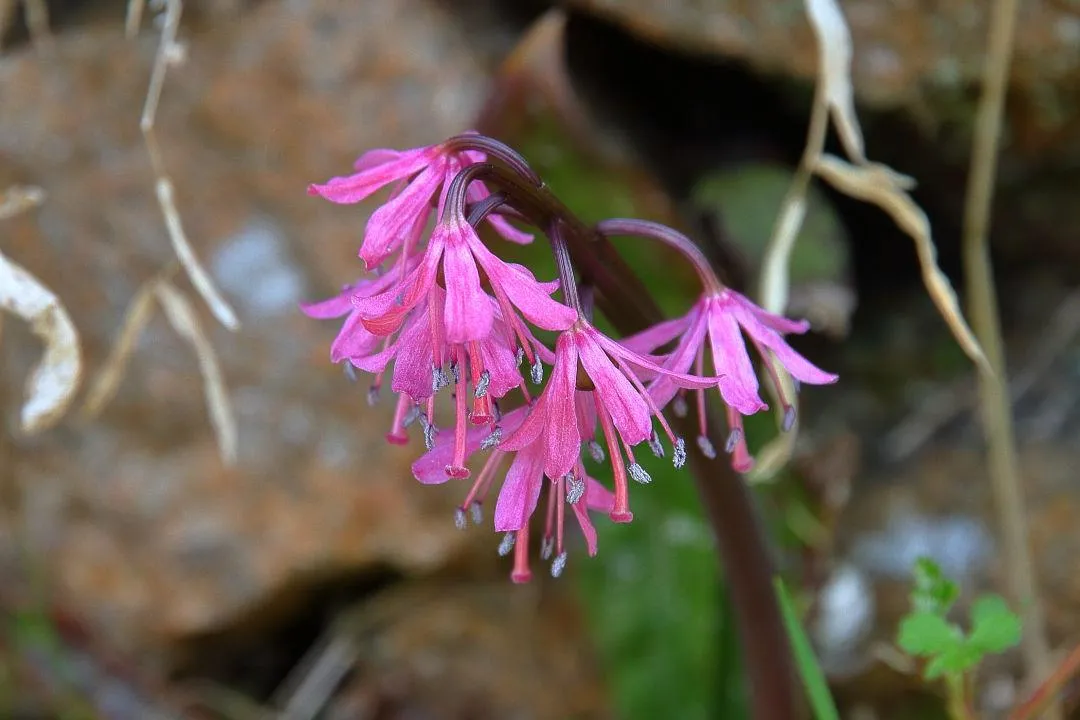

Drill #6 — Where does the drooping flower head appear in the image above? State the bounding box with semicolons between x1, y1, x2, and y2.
303;133;838;582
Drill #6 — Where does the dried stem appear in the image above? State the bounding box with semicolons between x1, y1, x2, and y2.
962;0;1056;713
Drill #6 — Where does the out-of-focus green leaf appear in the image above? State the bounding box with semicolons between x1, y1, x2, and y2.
775;577;841;720
897;611;961;657
968;594;1022;654
910;556;959;615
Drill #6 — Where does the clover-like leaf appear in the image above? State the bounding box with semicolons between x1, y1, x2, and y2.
911;556;959;615
924;642;985;680
968;594;1022;654
897;610;961;657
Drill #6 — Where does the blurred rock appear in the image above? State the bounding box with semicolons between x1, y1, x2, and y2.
303;582;610;720
570;0;1080;152
0;0;501;652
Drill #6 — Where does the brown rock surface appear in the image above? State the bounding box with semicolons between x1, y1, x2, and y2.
0;0;500;651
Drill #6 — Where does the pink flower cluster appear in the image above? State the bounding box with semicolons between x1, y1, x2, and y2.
303;136;837;582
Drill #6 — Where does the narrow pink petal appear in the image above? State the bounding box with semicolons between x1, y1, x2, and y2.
353;147;411;171
360;167;440;268
499;395;548;453
466;232;577;332
308;148;431;204
478;330;523;398
354;233;443;336
592;327;717;390
728;290;811;335
576;330;652;446
643;310;708;408
487;213;534;244
732;305;839;386
507;263;560;295
572;501;600;556
329;311;381;363
390;312;436;401
620;314;692;355
494;443;546;532
575;390;598;442
542;334;583;480
350;333;400;374
443;222;495;343
300;292;354;319
707;308;768;415
585;477;616;513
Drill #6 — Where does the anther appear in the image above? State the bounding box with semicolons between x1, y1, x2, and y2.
475;370;491;399
565;474;585;504
530;357;544;385
587;440;605;463
540;536;555;560
647;430;665;458
672;395;689;418
423;421;437;450
551;552;568;578
403;405;422;428
432;366;450;394
449;362;461;385
697;435;717;459
343;363;357;383
366;385;380;407
672;437;687;468
628;463;652;484
497;531;516;557
469;502;483;526
453;508;468;530
481;427;502;450
725;428;742;454
516;347;525;366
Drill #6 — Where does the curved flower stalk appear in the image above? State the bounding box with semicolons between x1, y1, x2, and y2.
302;133;836;582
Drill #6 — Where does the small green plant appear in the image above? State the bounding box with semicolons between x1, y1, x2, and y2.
896;557;1022;719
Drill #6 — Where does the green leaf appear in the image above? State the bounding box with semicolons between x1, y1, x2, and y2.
968;594;1022;654
775;577;841;720
924;642;984;679
897;611;961;657
911;556;959;615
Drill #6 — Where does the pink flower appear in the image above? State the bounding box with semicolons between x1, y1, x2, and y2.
411;406;616;582
500;322;715;523
625;289;837;471
308;139;532;270
352;211;577;344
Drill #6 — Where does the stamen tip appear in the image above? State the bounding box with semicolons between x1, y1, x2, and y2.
782;405;797;432
453;508;468;530
628;463;652;485
469;502;484;526
551;552;568;578
672;437;687;468
497;531;516;557
696;435;717;459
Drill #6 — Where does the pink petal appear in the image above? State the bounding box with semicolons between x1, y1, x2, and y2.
643;310;708;408
487;213;535;244
731;304;839;387
707;308;768;415
390;312;436;402
466;231;577;332
541;334;583;480
619;314;692;355
442;223;495;343
575;390;598;442
330;311;382;364
572;501;600;556
585;477;615;513
350;333;400;375
729;290;811;335
576;330;652;445
308;148;431;205
592;327;717;390
360;166;440;268
354;232;444;336
353;147;412;171
493;443;546;532
478;330;523;398
300;292;354;319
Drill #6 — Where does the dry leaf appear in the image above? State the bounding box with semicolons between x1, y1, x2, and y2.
804;0;865;163
814;154;989;371
154;280;238;465
80;277;159;418
0;185;45;220
0;248;82;433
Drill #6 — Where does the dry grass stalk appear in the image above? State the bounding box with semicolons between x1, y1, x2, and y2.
751;0;988;482
962;0;1058;710
154;280;238;465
